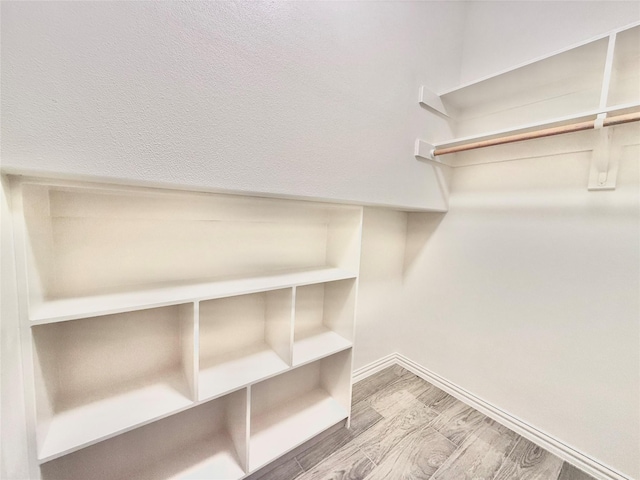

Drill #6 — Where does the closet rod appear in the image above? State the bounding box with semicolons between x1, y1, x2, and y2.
433;111;640;156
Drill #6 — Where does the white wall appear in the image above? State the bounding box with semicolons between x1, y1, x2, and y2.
390;8;640;478
400;123;640;479
459;1;640;84
353;208;408;370
0;1;464;210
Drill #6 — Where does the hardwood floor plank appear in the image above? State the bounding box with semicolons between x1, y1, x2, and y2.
295;444;375;480
557;462;598;480
349;402;383;437
493;437;564;480
355;403;439;465
416;384;461;414
391;365;415;379
362;426;457;480
296;428;354;471
431;422;520;480
368;377;432;418
429;400;489;445
251;457;304;480
352;367;406;405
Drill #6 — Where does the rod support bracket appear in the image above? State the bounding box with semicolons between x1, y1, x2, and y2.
588;124;618;191
414;140;439;163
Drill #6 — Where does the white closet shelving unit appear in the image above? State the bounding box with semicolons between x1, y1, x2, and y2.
421;22;640;155
10;176;363;480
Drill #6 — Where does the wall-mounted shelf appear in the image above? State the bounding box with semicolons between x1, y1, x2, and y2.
9;176;362;479
30;267;356;325
438;37;609;139
607;26;640;107
418;22;640;165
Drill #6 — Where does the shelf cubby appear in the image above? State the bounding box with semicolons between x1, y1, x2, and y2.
248;350;352;472
293;279;356;366
40;389;248;480
198;289;292;401
607;25;640;108
32;305;195;462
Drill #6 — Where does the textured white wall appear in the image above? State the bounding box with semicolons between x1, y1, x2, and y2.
399;124;640;478
1;1;464;210
353;208;407;370
397;8;640;477
459;1;640;84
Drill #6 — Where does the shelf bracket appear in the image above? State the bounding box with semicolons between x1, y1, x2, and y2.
588;114;619;191
419;86;449;117
414;140;440;163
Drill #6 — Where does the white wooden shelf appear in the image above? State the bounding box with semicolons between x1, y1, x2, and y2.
38;373;193;463
9;177;361;479
248;351;352;473
439;37;608;139
607;25;640;107
164;434;245;480
198;346;288;401
41;390;248;480
292;329;352;366
293;279;356;367
432;102;640;150
198;288;293;401
249;389;348;472
420;22;640;157
30;267;356;325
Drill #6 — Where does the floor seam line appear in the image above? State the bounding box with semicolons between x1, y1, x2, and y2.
358;446;378;467
489;436;522;480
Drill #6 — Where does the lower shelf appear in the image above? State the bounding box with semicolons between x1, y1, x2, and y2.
39;374;193;463
148;433;245;480
199;345;289;401
249;389;348;471
41;390;247;480
292;329;352;366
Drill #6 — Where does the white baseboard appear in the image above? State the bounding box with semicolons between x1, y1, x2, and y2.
353;353;633;480
352;353;398;383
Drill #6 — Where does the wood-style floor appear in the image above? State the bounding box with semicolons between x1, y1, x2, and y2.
251;365;597;480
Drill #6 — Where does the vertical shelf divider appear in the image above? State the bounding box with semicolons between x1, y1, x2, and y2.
178;301;199;401
245;385;252;474
289;286;298;366
226;389;249;474
320;350;353;419
264;288;294;367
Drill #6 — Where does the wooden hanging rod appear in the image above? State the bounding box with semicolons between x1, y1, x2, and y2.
433;111;640;156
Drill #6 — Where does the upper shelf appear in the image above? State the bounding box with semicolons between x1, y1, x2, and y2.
30;267;357;325
422;22;640;150
607;25;640;107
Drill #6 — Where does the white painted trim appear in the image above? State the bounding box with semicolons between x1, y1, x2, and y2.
353;353;633;480
352;353;398;383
